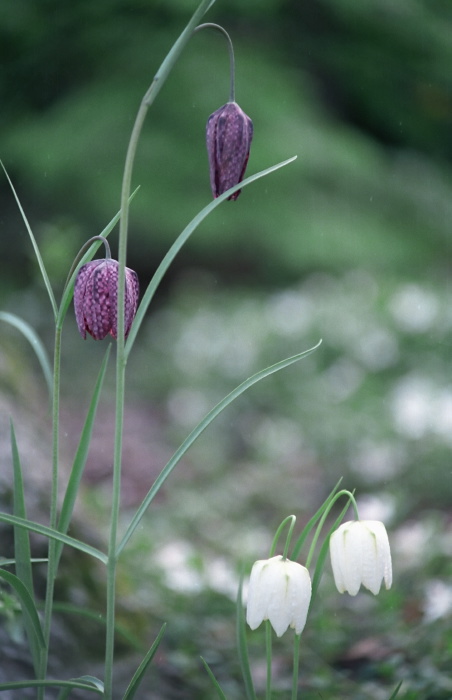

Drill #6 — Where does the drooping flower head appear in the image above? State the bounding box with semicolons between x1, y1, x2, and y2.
206;101;253;200
329;520;393;596
74;259;139;340
246;555;312;637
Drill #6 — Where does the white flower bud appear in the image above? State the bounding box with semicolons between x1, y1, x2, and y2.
246;555;312;637
329;520;392;596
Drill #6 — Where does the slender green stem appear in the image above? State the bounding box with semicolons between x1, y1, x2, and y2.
265;621;272;700
194;23;236;102
38;326;63;699
103;1;216;697
292;635;301;700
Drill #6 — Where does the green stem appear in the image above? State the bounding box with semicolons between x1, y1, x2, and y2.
38;325;63;699
103;1;216;697
265;621;272;700
194;23;236;102
292;635;301;700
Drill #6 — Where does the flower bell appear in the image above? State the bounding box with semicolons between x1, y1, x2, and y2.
206;101;253;200
246;555;312;637
74;259;139;340
329;520;393;596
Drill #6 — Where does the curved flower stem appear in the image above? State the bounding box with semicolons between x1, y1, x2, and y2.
103;1;216;697
62;236;112;294
194;23;236;102
269;514;296;558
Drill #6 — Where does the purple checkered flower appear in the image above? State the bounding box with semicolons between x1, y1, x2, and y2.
74;259;139;340
206;101;253;200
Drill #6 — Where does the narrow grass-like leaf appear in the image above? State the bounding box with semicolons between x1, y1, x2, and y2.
290;478;343;561
0;312;52;397
0;513;107;564
57;675;104;700
56;187;140;330
125;156;297;356
388;681;403;699
118;340;320;555
52;602;142;650
200;657;228;700
0;558;47;567
0;568;45;652
10;420;41;674
10;421;33;594
56;346;110;566
122;624;166;700
0;679;103;694
1;161;57;318
309;499;352;609
236;577;256;700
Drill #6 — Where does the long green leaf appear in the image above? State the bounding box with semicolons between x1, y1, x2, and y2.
200;657;228;700
118;340;321;555
0;568;45;652
388;681;403;699
0;558;47;567
117;340;322;556
56;187;140;330
309;499;352;609
1;161;57;319
56;346;110;566
10;420;41;674
0;312;53;397
0;679;103;694
52;602;142;650
236;577;256;700
0;513;107;564
125;156;297;356
122;624;167;700
57;675;104;700
290;478;343;561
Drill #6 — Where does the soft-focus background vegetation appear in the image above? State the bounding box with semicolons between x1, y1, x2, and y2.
1;1;452;698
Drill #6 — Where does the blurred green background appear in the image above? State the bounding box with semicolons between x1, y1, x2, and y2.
1;0;452;698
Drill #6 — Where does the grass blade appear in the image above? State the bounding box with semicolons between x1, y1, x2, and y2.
200;657;228;700
57;676;104;700
125;156;297;356
122;624;166;700
0;679;103;694
118;339;321;555
388;681;403;699
290;478;343;561
10;420;41;673
0;568;45;652
0;513;107;564
309;499;352;609
0;312;53;398
56;346;110;565
1;161;57;318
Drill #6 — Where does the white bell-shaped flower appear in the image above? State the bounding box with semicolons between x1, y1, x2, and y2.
329;520;393;596
246;555;312;637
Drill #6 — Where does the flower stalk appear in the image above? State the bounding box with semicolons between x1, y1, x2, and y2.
103;1;217;697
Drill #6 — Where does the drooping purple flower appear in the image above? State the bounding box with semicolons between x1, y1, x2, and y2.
74;259;139;340
206;101;253;201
